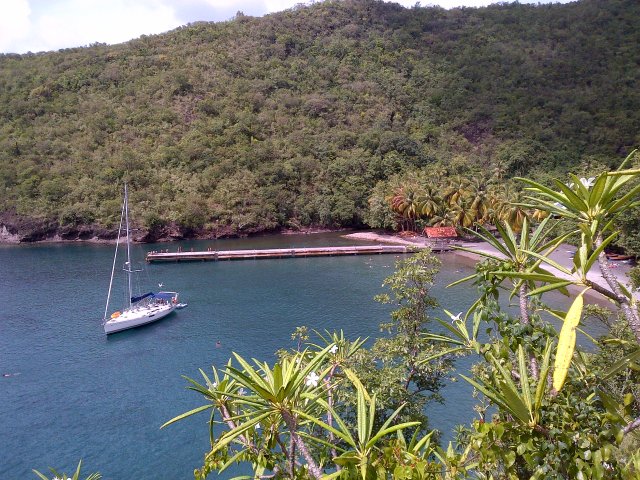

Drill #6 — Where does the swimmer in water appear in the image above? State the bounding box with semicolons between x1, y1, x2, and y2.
216;341;221;348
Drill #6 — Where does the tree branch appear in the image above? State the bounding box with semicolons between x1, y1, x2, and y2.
595;236;640;344
282;410;323;480
623;416;640;435
519;282;539;380
219;402;259;455
324;365;340;467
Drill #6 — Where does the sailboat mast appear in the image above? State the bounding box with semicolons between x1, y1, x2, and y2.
103;194;125;321
124;183;132;308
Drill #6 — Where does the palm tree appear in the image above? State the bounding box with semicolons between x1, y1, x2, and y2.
164;341;432;479
492;186;529;233
530;207;550;222
452;216;568;380
490;158;509;182
300;382;421;479
443;175;470;206
467;177;493;226
518;150;640;347
449;199;476;229
429;204;458;227
418;184;440;221
388;185;423;232
33;461;101;480
164;346;335;479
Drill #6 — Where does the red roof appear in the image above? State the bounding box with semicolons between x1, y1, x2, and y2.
424;226;458;238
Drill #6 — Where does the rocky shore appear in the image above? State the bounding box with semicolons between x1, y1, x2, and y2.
0;212;333;244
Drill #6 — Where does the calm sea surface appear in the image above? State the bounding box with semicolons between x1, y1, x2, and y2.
0;233;606;479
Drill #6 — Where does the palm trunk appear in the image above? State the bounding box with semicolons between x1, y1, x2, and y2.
324;366;340;466
595;236;640;344
275;435;295;476
282;410;323;480
288;435;296;478
519;282;539;380
220;403;258;455
623;416;640;435
594;236;640;438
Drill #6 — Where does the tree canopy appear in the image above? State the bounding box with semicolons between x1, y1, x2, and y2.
1;0;639;240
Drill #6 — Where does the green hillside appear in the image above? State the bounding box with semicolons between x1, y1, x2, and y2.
0;0;638;241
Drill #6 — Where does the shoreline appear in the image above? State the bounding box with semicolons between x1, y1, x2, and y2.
343;230;636;302
0;225;349;245
2;225;635;302
342;230;431;246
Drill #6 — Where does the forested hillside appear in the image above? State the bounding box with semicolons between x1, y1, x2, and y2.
0;0;638;241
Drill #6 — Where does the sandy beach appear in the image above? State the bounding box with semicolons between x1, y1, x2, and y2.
343;230;636;302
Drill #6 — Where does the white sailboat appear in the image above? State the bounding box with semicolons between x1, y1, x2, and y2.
103;184;180;334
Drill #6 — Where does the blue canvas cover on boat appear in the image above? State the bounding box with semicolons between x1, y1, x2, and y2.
131;292;174;303
155;292;174;301
131;292;154;303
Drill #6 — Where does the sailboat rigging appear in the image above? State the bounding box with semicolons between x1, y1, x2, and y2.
102;184;181;334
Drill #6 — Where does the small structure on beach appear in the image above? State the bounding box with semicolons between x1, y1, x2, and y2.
423;226;458;239
424;226;458;249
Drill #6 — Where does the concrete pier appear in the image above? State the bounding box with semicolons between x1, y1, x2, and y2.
145;244;445;263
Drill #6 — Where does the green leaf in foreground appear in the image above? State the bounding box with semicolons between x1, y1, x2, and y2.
553;290;587;392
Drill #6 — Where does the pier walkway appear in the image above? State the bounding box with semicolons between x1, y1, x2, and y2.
145;244;445;263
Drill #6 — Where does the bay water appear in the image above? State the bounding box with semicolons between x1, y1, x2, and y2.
0;233;605;479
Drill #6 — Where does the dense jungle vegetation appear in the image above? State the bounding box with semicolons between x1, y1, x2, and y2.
0;0;639;241
16;2;640;477
37;161;640;479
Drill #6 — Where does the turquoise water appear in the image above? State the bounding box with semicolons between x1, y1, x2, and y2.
0;233;603;479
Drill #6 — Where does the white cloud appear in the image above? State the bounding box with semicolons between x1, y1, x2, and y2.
36;0;179;48
201;0;250;8
0;0;32;52
0;0;573;54
262;0;306;13
2;0;181;53
419;0;495;6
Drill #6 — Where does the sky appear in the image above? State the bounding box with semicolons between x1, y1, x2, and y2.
0;0;572;54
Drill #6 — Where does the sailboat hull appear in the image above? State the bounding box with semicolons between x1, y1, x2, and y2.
104;303;176;334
